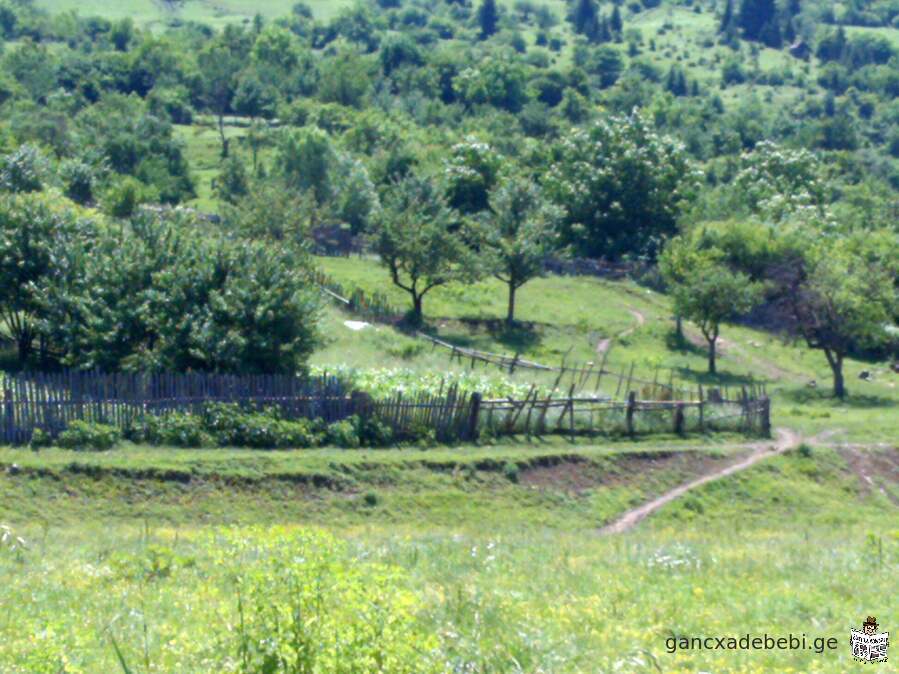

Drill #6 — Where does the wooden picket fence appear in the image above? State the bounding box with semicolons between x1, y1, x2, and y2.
0;371;348;445
0;371;769;446
0;371;481;445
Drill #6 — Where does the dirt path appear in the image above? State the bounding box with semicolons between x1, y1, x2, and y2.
598;428;803;535
596;309;647;356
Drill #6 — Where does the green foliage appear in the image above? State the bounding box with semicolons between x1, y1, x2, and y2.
661;240;764;373
544;111;701;259
0;144;47;193
0;192;87;362
214;154;249;203
228;528;439;672
28;428;51;450
326;417;361;448
103;176;157;217
121;405;398;449
373;175;478;323
40;213;322;374
443;138;502;214
57;421;121;451
481;175;564;323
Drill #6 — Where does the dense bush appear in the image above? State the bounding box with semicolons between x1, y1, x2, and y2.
120;405;396;449
57;421;121;451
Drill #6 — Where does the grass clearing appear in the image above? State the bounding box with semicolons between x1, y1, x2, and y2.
1;443;896;672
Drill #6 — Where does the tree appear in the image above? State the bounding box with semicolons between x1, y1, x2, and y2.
719;0;735;33
444;138;502;214
543;111;700;259
482;177;563;325
662;247;763;374
0;194;86;364
215;154;249;204
782;235;897;399
477;0;498;39
41;214;321;373
737;0;776;42
276;127;336;206
372;176;476;324
609;6;623;37
571;0;599;38
223;179;314;244
197;43;242;158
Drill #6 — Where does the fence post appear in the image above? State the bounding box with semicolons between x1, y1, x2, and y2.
698;384;705;432
626;391;636;437
761;397;771;437
3;388;12;444
466;392;482;441
674;403;685;436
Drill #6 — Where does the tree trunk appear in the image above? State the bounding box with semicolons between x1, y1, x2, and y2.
506;283;516;327
707;337;717;374
827;351;845;399
16;332;32;365
218;114;229;158
411;293;423;325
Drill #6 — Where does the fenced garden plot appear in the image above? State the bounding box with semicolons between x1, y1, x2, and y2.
0;370;769;447
478;391;771;439
0;371;350;445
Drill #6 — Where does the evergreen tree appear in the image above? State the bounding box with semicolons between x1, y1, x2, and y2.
571;0;599;37
759;18;782;47
719;0;735;32
737;0;776;42
477;0;498;39
610;6;623;36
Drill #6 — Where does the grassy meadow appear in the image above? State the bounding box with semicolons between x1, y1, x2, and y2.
1;442;897;672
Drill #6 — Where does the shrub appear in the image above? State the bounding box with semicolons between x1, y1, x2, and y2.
126;413;212;448
359;416;394;447
503;461;520;483
326;417;361;448
29;428;52;450
57;421;120;451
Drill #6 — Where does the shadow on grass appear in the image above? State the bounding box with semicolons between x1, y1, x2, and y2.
671;366;762;387
779;387;898;409
665;328;706;356
428;318;543;354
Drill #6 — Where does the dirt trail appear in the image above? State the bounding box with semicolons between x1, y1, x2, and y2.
598;428;803;535
596;309;647;356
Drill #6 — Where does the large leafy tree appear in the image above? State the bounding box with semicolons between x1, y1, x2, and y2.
40;213;321;373
0;194;87;364
197;41;243;157
482;177;563;326
661;240;763;374
443;138;503;215
781;232;898;399
544;111;701;259
372;176;477;324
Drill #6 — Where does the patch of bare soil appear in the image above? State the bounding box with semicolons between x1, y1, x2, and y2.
598;428;802;534
838;447;899;505
519;448;748;494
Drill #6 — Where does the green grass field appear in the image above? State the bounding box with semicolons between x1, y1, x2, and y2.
36;0;353;29
1;440;897;672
